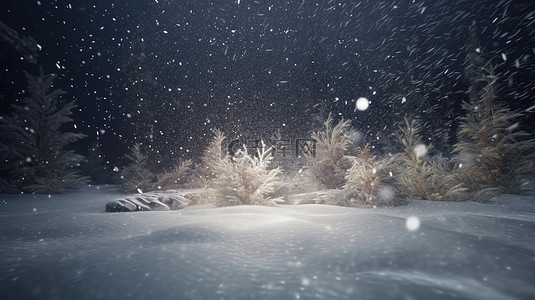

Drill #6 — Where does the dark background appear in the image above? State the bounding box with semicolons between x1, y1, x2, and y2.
1;0;534;170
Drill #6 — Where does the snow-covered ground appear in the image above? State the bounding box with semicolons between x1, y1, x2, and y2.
1;185;534;300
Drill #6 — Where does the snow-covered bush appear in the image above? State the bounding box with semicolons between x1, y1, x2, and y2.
200;129;227;183
201;129;283;206
310;113;355;189
392;118;465;201
453;66;535;201
334;144;406;207
0;71;88;193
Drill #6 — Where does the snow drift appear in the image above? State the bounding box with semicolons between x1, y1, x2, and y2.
1;185;534;299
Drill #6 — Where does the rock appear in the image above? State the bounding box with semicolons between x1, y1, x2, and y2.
130;196;169;211
106;199;137;212
158;195;189;210
105;191;190;212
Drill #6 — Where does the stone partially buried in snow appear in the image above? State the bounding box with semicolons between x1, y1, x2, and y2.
158;194;189;210
105;199;137;212
106;192;190;212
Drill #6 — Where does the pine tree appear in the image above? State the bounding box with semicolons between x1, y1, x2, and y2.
0;19;39;64
0;71;88;193
464;21;491;104
121;143;154;193
454;66;535;200
1;19;40;124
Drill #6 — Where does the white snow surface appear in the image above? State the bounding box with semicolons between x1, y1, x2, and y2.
1;185;535;300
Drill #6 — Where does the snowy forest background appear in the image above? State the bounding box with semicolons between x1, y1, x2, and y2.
1;0;535;200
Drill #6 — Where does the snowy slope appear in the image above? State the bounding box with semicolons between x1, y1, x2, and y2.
1;186;534;300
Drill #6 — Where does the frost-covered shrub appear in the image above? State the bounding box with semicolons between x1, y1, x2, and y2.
200;129;227;183
201;129;283;206
392;118;466;201
453;66;535;201
310;113;355;189
338;157;383;206
335;145;406;207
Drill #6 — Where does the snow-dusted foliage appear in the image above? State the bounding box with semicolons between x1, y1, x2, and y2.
392;118;465;201
454;67;535;201
200;129;227;182
153;159;193;190
0;71;88;193
341;157;384;206
310;113;354;189
0;19;39;64
201;129;283;206
336;144;404;207
121;143;154;193
122;144;194;193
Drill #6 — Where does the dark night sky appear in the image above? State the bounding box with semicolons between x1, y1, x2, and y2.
1;0;534;168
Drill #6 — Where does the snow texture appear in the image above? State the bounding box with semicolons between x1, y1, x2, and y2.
1;185;535;300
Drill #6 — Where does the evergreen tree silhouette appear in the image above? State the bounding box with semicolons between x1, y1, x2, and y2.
454;66;535;200
0;70;88;193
